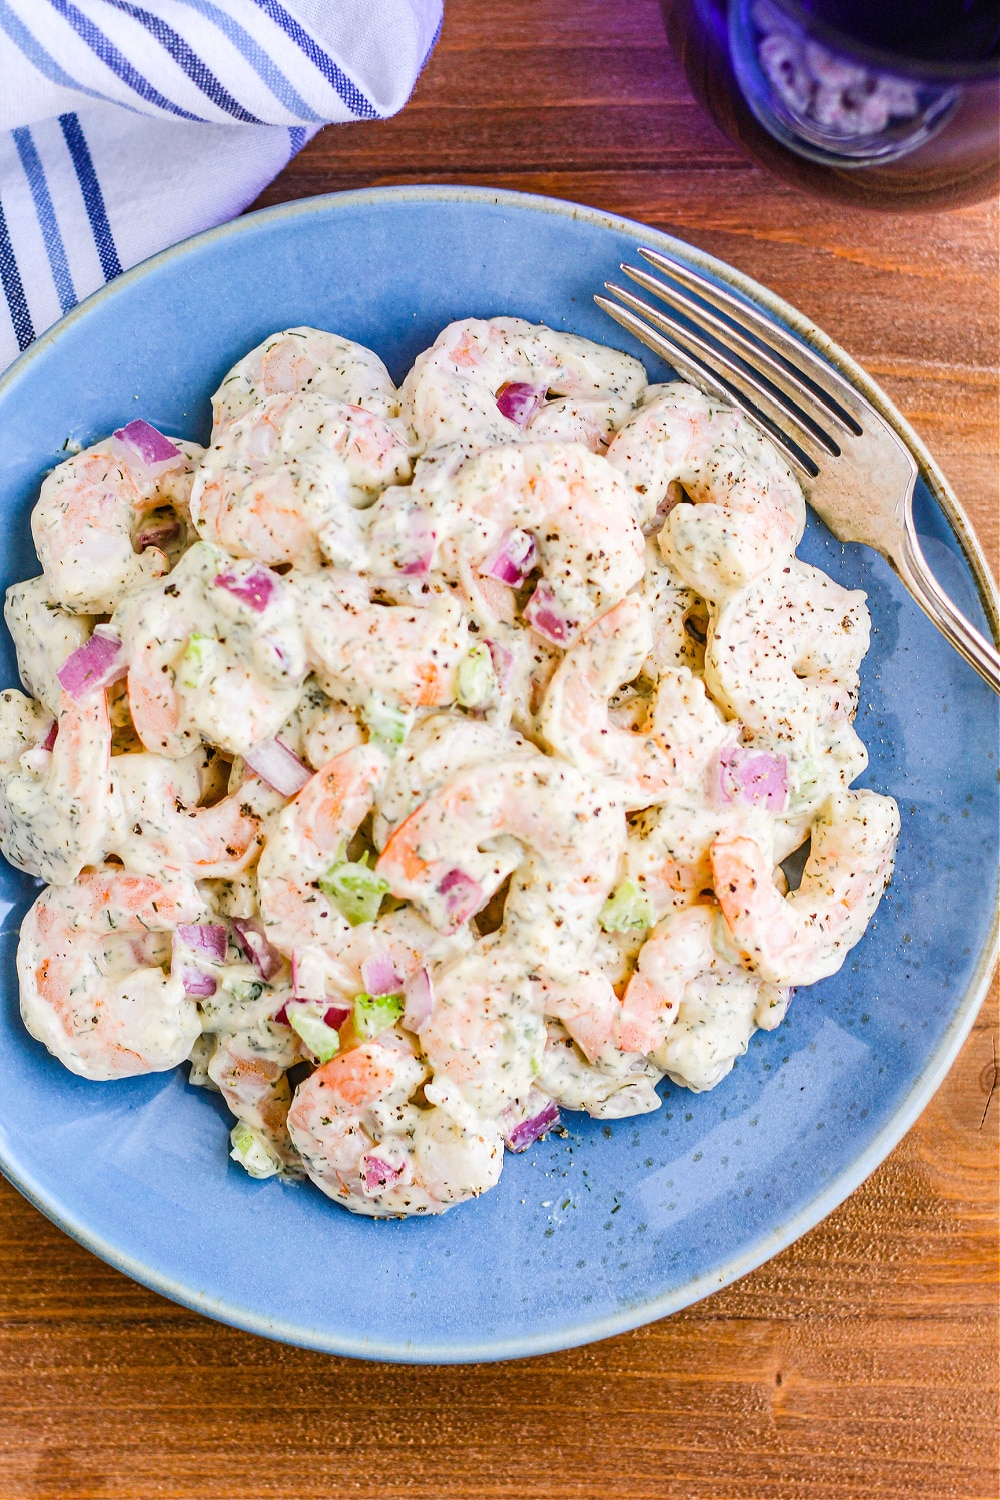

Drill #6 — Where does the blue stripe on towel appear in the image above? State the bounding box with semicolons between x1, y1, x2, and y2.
12;127;77;316
248;0;379;119
45;0;206;119
173;0;322;120
58;112;123;283
0;198;35;351
99;0;265;123
0;0;120;108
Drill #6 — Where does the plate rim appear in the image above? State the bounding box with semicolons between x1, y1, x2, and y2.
0;183;996;1364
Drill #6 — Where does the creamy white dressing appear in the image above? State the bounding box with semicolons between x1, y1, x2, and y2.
5;317;899;1216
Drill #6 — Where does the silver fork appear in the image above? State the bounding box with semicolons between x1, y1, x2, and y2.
596;246;1000;696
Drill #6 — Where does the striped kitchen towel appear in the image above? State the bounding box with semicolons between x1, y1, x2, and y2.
0;0;442;372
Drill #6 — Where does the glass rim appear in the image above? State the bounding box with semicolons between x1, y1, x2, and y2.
757;0;1000;81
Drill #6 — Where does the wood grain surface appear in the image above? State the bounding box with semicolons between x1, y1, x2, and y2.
1;3;997;1497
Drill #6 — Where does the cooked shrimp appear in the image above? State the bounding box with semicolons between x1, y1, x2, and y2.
705;559;871;810
606;384;805;597
372;710;536;848
17;867;206;1079
432;442;646;641
31;437;203;614
211;327;403;429
619;905;790;1092
294;569;472;712
377;757;625;951
711;787;900;987
400;316;646;453
113;541;307;758
289;899;473;1017
539;596;734;809
256;743;388;957
0;688;112;884
418;939;549;1117
538;1019;663;1118
207;1026;303;1175
638;541;709;677
287;1033;504;1216
521;395;638;452
191;391;410;571
277;680;365;769
108;751;263;878
4;576;94;715
622;787;792;923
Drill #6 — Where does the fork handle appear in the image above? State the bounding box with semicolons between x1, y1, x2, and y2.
897;513;1000;696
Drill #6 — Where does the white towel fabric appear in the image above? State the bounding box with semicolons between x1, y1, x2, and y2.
0;0;442;372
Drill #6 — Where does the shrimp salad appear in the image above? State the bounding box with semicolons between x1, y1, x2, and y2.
3;318;900;1218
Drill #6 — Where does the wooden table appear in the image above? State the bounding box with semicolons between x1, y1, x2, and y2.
1;3;996;1496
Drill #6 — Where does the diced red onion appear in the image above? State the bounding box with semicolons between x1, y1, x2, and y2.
361;1152;411;1196
718;746;788;814
483;528;537;587
243;737;311;797
361;953;401;997
56;626;127;699
505;1099;560;1153
642;481;685;537
112;420;183;476
278;997;351;1031
402;967;434;1032
496;382;547;428
231;918;283;980
523;579;578;645
40;720;57;752
175;923;227;962
213;567;277;613
397;513;436;577
438;868;484;925
179;966;217;998
484;639;515;693
135;517;182;551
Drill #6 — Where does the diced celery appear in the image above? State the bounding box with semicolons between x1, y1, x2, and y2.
179;632;217;689
318;853;389;926
226;978;264;1004
788;757;821;811
353;990;404;1040
362;695;412;747
599;879;653;933
456;643;498;708
287;1009;341;1063
229;1122;281;1179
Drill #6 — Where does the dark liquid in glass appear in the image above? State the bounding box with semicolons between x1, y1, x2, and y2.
797;1;1000;64
661;0;1000;208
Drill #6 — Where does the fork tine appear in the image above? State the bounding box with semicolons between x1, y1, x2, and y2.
595;292;820;478
638;245;865;436
613;276;840;458
624;261;860;442
602;283;831;475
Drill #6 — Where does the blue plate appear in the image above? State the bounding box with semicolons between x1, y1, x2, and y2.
0;188;995;1363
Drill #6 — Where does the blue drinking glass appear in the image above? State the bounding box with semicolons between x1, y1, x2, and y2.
660;0;1000;207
